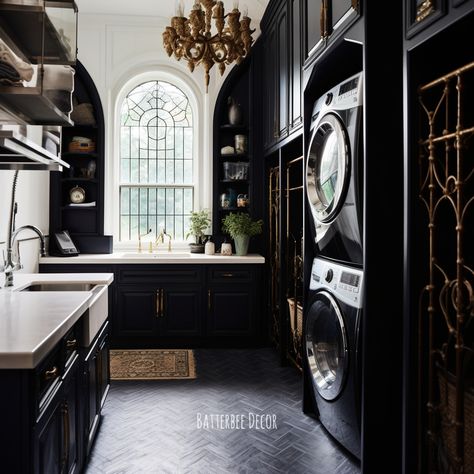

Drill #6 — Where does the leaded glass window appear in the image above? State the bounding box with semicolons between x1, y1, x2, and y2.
119;80;194;242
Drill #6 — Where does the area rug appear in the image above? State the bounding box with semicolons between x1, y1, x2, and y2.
110;349;196;380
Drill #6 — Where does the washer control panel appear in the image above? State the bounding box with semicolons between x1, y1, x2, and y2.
310;258;363;309
310;71;363;127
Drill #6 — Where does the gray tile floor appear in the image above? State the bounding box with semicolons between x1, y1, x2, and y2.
85;348;361;474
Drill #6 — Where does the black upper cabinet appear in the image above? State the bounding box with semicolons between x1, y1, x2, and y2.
305;0;324;59
303;0;360;66
277;2;289;139
290;0;304;131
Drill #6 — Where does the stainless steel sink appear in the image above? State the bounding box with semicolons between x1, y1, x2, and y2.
21;282;96;292
20;281;108;346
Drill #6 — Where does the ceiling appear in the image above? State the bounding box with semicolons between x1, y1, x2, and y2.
75;0;270;23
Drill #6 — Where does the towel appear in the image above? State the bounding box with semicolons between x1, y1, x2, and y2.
0;39;34;81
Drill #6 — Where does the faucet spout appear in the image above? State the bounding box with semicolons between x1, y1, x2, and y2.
4;224;46;287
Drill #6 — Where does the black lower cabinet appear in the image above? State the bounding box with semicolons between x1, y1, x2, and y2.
40;263;264;348
0;315;109;473
116;284;202;340
83;321;110;457
34;365;81;474
24;352;81;474
208;286;255;337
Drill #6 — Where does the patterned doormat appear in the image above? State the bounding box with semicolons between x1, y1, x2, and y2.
110;349;196;380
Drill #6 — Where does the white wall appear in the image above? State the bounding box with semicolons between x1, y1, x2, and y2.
0;169;49;274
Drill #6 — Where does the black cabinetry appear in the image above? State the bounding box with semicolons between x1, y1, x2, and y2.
83;321;109;456
212;52;265;254
304;0;359;64
207;267;257;338
35;354;80;474
40;263;264;348
49;61;112;255
0;319;83;474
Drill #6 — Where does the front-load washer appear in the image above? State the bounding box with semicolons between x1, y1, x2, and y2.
306;72;363;266
304;257;363;459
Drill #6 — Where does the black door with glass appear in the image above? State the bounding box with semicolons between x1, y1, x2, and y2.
305;290;348;401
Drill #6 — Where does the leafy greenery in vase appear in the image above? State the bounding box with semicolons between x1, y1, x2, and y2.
186;209;211;244
221;212;263;239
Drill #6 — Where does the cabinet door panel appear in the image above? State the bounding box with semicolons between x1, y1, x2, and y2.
162;287;202;336
331;0;353;28
62;372;79;474
291;0;303;129
264;25;277;149
98;334;110;409
37;401;62;474
117;288;158;335
306;0;323;57
209;288;254;336
277;4;289;137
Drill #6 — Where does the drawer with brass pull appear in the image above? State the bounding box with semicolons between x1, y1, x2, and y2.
208;267;254;283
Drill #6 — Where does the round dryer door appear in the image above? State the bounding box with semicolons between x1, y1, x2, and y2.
305;290;348;401
306;113;350;224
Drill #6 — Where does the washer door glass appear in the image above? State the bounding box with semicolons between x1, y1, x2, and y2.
306;291;348;401
306;113;350;223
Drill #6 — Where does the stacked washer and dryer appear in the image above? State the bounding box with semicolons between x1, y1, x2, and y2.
304;72;364;459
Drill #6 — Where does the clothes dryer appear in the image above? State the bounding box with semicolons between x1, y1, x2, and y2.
306;72;363;266
304;257;363;459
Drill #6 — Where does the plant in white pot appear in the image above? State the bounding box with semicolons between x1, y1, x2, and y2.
221;212;263;256
186;209;211;253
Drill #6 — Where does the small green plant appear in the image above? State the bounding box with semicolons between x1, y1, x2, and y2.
221;212;263;239
186;209;211;244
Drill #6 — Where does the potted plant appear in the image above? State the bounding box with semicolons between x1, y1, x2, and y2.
221;212;263;256
186;209;211;253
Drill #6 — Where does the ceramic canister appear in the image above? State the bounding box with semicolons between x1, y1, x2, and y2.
221;242;232;256
205;239;215;255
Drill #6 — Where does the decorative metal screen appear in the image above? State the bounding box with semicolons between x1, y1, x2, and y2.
120;80;193;241
418;61;474;474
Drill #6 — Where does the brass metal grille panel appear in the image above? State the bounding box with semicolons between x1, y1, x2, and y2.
418;61;474;474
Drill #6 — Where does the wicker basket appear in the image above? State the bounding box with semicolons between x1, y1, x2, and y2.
287;297;303;336
68;140;96;153
437;369;474;473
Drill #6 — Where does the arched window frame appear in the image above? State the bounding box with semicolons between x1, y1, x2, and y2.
111;70;202;250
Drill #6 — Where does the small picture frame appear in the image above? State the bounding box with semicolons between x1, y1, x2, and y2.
406;0;446;39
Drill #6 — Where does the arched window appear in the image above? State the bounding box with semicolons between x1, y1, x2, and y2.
119;80;194;242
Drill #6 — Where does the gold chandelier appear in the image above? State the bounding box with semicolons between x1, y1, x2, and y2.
163;1;255;92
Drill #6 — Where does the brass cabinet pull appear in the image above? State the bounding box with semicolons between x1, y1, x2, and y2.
66;339;76;349
160;289;165;317
156;289;160;318
208;289;211;312
61;402;70;471
44;366;58;381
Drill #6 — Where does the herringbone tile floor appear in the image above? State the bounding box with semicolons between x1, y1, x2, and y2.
85;348;361;474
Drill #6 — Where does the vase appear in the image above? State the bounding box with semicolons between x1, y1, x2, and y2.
234;235;250;256
228;97;243;125
189;243;205;254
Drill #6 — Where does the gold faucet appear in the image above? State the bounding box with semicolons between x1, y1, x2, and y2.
138;228;152;253
155;228;172;252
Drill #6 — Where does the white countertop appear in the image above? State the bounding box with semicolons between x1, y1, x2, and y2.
0;273;113;369
40;252;265;264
